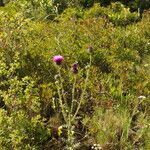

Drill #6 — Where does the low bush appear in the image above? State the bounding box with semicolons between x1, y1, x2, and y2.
0;2;150;149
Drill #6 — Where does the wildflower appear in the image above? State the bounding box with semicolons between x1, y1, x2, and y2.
138;95;146;99
71;62;78;74
53;55;64;65
71;130;74;135
87;45;93;53
91;144;102;150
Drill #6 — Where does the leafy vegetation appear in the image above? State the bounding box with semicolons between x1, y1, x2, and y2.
0;1;150;149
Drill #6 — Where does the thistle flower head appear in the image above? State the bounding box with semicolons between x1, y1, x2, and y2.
71;62;78;74
53;55;64;65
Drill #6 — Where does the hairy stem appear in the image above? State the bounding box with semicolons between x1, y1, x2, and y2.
72;54;92;122
55;67;67;122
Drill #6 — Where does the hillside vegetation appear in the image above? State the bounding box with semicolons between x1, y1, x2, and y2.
0;1;150;150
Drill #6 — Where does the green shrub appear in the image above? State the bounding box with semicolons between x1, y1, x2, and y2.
84;3;139;26
0;53;51;149
0;2;150;149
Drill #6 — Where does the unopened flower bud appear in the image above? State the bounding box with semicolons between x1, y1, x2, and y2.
71;62;78;74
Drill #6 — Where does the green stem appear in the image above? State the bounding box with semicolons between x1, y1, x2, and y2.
72;54;92;122
56;82;67;122
71;75;77;115
55;66;67;122
67;115;72;147
66;75;77;149
58;67;68;107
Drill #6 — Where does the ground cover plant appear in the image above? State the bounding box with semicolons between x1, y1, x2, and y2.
0;1;150;150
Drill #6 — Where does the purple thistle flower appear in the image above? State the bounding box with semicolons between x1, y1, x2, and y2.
72;63;78;74
53;55;64;65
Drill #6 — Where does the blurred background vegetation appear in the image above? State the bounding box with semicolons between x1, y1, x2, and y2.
0;0;150;149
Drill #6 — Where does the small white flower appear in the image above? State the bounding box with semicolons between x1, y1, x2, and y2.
138;95;146;99
144;64;149;67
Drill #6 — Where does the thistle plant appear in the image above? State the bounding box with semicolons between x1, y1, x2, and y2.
52;52;92;149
